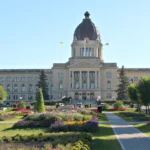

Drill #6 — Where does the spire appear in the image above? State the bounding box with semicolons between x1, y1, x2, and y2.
84;11;90;19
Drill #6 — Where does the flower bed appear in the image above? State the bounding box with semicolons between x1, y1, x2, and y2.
13;111;95;128
0;132;92;148
106;108;126;111
12;108;26;111
49;117;98;132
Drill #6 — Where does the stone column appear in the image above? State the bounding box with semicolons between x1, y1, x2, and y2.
97;71;99;88
87;71;90;89
84;48;86;57
80;71;82;89
69;71;71;88
95;71;97;89
72;71;74;89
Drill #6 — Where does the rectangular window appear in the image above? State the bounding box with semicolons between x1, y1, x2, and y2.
106;72;112;78
128;77;131;81
134;77;138;81
82;83;87;89
82;48;84;56
90;83;94;89
107;81;111;89
75;81;79;89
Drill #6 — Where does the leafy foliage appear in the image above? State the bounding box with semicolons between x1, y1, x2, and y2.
0;86;7;103
114;100;124;109
17;101;27;108
103;103;110;110
128;84;138;102
116;65;129;100
34;88;45;113
137;76;150;113
37;70;49;100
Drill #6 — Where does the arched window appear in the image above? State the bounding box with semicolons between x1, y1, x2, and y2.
59;81;63;89
21;84;25;92
82;48;84;56
107;81;111;89
86;48;88;56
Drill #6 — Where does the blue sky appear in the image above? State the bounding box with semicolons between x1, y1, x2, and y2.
0;0;150;69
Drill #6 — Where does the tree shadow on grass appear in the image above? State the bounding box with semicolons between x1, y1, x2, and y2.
92;124;122;150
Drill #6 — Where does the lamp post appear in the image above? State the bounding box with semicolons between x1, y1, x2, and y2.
19;96;22;102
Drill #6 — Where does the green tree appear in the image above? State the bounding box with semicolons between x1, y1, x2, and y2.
128;84;140;111
37;70;49;100
0;86;7;104
137;76;150;114
17;101;27;108
34;88;45;112
116;65;129;100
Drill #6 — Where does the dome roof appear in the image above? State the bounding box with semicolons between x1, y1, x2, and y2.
74;11;100;40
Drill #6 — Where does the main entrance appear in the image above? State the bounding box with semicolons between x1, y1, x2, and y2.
74;92;95;100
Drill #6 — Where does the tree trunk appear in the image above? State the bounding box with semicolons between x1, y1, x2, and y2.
148;105;150;114
137;102;141;112
146;105;148;114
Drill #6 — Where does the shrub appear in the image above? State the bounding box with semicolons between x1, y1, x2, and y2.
49;117;98;132
77;109;96;115
13;104;17;108
17;101;27;108
0;132;92;148
114;100;124;109
34;88;45;113
103;103;109;110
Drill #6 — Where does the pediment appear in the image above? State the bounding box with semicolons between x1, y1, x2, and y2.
68;61;100;68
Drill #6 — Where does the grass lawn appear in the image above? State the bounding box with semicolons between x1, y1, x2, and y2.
0;123;47;137
133;123;150;137
98;113;108;122
92;124;122;150
115;112;135;122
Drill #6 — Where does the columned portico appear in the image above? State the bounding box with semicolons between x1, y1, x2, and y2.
68;67;101;101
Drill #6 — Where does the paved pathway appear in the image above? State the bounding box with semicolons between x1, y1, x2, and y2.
106;112;150;150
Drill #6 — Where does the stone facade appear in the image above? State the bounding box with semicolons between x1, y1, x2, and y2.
0;12;150;103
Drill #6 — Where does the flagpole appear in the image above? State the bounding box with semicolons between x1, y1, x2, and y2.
60;42;63;63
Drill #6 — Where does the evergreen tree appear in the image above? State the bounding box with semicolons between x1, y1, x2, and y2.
34;88;45;112
37;70;49;100
116;65;129;100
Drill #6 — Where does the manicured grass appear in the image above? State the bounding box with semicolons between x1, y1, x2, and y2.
126;108;136;112
133;123;150;137
98;113;108;122
115;112;135;122
0;123;47;137
92;124;122;150
6;115;24;122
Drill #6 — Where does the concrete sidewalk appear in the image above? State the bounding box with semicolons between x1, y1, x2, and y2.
106;112;150;150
